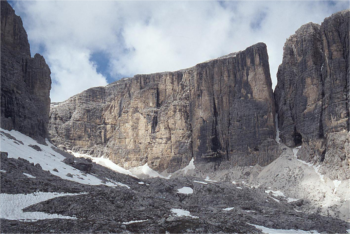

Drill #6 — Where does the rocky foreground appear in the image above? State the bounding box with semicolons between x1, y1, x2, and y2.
1;129;349;233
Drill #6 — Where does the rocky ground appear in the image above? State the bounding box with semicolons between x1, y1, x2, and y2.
1;130;349;233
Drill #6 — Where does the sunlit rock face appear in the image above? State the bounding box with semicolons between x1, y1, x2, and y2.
275;10;350;179
49;43;277;172
1;1;52;143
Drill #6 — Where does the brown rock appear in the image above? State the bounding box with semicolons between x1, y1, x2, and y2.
49;43;277;172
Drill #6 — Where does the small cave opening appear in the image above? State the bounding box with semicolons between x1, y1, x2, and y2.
293;130;303;146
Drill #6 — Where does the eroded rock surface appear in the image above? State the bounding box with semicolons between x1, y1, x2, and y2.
1;1;52;142
274;10;350;179
49;43;277;172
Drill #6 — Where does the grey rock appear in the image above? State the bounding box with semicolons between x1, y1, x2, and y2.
73;161;93;173
49;43;277;172
1;152;8;159
1;1;51;143
28;145;42;151
274;10;350;179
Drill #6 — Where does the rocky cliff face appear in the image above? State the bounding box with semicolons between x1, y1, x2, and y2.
1;1;52;143
49;43;278;172
275;10;350;179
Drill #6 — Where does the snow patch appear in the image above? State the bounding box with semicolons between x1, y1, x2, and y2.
287;198;299;203
170;208;198;219
265;190;299;203
138;182;145;185
0;169;6;173
292;146;301;158
275;114;280;143
223;207;234;211
0;192;85;222
105;178;130;189
177;187;193;195
23;173;36;179
265;190;285;197
122;220;147;225
130;163;171;179
248;223;320;234
236;187;242;189
181;158;195;175
194;180;207;185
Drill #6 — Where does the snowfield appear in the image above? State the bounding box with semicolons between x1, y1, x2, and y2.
0;192;86;222
0;129;128;188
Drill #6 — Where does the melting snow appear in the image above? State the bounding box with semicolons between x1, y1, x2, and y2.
170;208;198;219
68;151;134;177
130;163;171;179
248;223;320;234
181;158;195;175
223;207;234;211
177;187;193;194
23;173;36;179
0;129;126;187
0;192;85;222
122;219;148;225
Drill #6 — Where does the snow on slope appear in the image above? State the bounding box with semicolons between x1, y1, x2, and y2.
68;151;134;177
248;223;320;234
0;129;126;187
68;151;197;179
0;192;85;221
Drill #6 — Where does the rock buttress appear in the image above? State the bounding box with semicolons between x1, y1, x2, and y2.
1;1;52;143
275;10;350;179
49;43;277;172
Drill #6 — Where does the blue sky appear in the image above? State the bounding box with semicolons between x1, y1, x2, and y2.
10;0;349;102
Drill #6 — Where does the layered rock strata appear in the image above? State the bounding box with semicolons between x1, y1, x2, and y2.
49;43;277;172
1;1;51;142
275;10;350;179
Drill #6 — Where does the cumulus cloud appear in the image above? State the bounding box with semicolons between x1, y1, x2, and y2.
12;0;349;102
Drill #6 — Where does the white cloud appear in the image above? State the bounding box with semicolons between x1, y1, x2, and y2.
12;0;349;102
48;46;107;102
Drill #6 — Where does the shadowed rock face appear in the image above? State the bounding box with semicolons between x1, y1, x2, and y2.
1;1;51;143
275;10;350;179
49;43;277;172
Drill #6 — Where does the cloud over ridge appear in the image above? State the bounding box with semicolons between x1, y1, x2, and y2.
12;0;349;102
